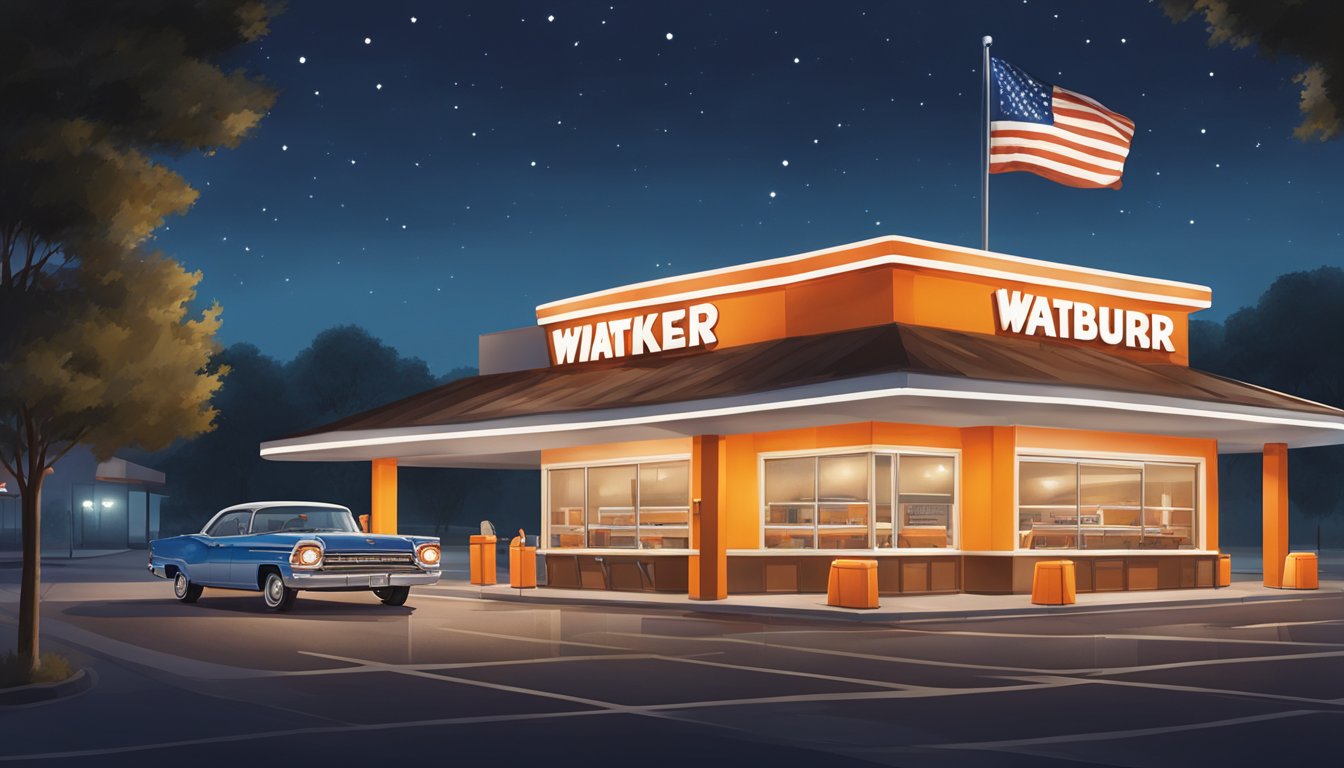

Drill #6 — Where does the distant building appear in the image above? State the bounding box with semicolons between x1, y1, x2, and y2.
0;447;167;553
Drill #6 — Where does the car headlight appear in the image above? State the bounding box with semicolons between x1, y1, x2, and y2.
416;543;441;566
290;544;323;568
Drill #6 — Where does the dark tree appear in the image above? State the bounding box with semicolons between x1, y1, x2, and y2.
1191;267;1344;542
1164;1;1344;141
0;0;278;677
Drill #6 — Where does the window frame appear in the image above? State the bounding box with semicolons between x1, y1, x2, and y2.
1014;449;1207;553
541;453;693;553
755;445;961;553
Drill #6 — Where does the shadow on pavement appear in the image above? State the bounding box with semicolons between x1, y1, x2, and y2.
61;596;417;620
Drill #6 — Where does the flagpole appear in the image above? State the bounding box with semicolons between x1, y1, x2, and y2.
981;35;992;251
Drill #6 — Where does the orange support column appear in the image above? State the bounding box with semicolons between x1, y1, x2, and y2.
371;458;398;535
1262;443;1288;588
689;435;727;600
960;426;1017;551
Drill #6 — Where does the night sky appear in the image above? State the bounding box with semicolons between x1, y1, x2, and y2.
154;0;1344;374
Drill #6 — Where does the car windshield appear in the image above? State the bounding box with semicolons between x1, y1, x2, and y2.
250;506;359;534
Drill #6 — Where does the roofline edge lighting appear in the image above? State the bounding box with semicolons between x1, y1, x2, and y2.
535;253;1212;326
259;386;1344;458
535;233;1212;313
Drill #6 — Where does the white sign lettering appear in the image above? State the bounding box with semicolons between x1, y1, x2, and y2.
993;289;1175;352
551;303;719;365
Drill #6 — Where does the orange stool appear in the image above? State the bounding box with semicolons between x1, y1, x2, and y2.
469;534;497;585
1031;560;1077;605
1281;552;1318;590
509;530;537;589
826;559;879;609
1217;554;1232;588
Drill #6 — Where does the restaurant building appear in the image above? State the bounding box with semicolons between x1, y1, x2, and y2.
261;235;1344;598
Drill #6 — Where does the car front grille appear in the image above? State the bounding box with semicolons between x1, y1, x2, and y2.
320;552;421;572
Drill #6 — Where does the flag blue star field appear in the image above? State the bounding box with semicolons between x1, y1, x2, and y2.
989;57;1135;189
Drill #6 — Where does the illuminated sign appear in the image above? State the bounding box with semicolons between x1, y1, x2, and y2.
550;303;719;365
993;288;1175;352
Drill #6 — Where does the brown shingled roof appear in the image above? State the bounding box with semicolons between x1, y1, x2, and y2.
288;323;1341;438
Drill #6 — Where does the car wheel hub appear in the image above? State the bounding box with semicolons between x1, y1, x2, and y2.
174;574;187;597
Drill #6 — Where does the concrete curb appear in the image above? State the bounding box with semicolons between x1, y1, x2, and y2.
0;667;96;706
433;584;1341;623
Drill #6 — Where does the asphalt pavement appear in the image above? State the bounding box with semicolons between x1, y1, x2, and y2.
2;550;1343;767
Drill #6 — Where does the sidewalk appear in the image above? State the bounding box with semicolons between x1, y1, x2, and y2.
0;549;129;565
433;575;1343;622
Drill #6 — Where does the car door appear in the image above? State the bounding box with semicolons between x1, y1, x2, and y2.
197;510;252;585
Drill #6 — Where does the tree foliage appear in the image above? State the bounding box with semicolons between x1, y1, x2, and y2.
0;0;278;290
154;327;533;539
0;0;279;674
1163;0;1344;141
1191;267;1344;539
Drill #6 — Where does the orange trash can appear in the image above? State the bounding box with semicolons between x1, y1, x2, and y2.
1281;552;1318;590
469;534;497;585
509;530;537;589
1031;560;1076;605
1217;554;1232;588
826;559;879;609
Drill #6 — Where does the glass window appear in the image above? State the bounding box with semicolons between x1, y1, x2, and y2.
548;468;585;548
1018;457;1200;551
251;506;357;534
638;460;690;549
1143;463;1198;548
761;451;956;550
1018;461;1078;548
1079;464;1142;549
874;455;893;548
545;460;691;550
763;457;816;549
207;510;252;537
818;454;869;548
587;464;637;548
897;455;955;547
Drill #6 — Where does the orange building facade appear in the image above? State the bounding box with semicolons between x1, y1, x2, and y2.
262;235;1344;596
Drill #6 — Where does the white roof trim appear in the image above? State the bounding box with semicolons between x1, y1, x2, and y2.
260;373;1344;460
535;234;1213;324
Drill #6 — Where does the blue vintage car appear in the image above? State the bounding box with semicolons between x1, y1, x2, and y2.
148;501;441;611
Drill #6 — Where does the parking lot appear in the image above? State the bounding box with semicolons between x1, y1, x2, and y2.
2;550;1343;767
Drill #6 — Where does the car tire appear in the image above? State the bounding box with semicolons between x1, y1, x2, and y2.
262;571;297;612
374;586;410;606
174;572;203;603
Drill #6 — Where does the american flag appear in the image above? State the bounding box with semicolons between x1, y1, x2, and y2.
989;57;1134;189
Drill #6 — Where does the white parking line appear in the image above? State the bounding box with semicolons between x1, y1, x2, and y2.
600;630;1072;674
1087;648;1344;677
300;651;621;709
757;626;1343;648
919;709;1334;751
1007;674;1344;709
279;652;661;677
437;626;628;650
0;708;621;762
1233;619;1344;629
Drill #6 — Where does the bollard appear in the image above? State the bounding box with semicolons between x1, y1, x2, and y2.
1280;552;1318;590
469;534;497;585
1031;560;1076;605
509;528;537;589
826;559;879;609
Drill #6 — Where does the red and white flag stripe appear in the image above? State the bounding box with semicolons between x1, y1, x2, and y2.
990;86;1134;189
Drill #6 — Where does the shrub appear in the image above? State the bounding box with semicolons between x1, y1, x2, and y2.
0;651;76;687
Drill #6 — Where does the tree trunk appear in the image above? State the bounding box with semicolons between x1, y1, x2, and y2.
17;473;42;675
